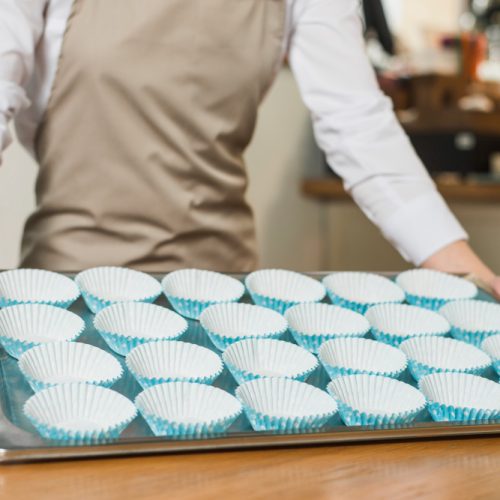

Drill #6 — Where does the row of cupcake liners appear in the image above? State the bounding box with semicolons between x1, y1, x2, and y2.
0;270;496;442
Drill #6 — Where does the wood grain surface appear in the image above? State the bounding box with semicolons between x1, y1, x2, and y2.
1;437;499;500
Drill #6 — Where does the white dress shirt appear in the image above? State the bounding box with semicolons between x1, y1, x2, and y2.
0;0;467;265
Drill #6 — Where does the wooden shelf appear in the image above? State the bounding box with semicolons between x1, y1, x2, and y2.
302;177;500;203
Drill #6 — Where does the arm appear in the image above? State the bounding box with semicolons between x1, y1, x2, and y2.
287;0;499;296
0;0;46;162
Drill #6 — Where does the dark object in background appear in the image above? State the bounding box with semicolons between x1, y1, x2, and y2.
362;0;395;55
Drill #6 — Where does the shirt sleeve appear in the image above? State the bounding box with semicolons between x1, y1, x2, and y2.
287;0;468;265
0;0;46;162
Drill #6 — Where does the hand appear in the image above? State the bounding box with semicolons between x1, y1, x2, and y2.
422;240;500;300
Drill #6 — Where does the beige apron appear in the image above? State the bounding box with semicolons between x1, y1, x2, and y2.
21;0;286;272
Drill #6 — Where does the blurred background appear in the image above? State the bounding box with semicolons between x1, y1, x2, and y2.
1;0;500;271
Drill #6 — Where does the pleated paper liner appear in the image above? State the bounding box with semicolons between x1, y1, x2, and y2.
222;338;318;384
161;269;245;319
18;342;123;392
23;384;137;443
126;340;223;388
318;338;407;380
396;269;478;310
327;374;426;426
93;302;188;356
0;304;84;359
419;372;500;422
0;269;80;309
399;336;491;381
285;303;370;353
75;266;162;314
199;302;287;351
439;300;500;347
135;382;242;437
245;269;326;314
365;303;450;347
481;334;500;379
322;272;405;314
236;378;338;432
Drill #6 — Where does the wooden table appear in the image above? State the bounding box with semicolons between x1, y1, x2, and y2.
2;437;499;499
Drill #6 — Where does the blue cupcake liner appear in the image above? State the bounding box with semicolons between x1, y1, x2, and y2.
0;297;77;309
165;295;243;321
322;364;404;381
138;409;240;437
426;402;500;423
22;370;122;393
404;294;449;311
81;290;160;315
289;329;367;354
241;404;335;432
407;359;490;382
204;328;284;352
371;328;446;347
224;359;316;385
334;399;425;427
492;360;500;379
0;334;83;360
325;293;402;315
247;291;306;315
450;327;498;348
96;329;186;357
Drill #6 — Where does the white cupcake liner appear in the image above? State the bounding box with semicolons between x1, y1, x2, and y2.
0;304;85;359
365;303;450;347
245;269;326;314
322;272;405;314
0;269;80;309
126;340;223;388
135;382;242;437
396;269;478;310
439;300;500;347
318;338;407;380
419;372;500;422
24;383;137;442
285;303;370;353
161;269;245;319
94;302;188;356
399;336;492;381
75;267;162;314
236;377;338;432
481;334;500;378
327;374;426;426
222;339;318;384
18;342;123;392
199;303;287;351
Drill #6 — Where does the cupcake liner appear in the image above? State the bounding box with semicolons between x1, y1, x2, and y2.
419;372;500;422
439;300;500;347
0;304;85;359
399;336;492;382
245;269;326;315
126;341;223;388
365;303;450;347
0;269;80;309
18;342;123;392
396;269;478;310
161;269;245;320
322;272;405;314
318;338;407;380
236;377;338;432
199;303;287;351
75;267;162;314
222;339;318;384
285;303;370;353
94;302;188;356
24;383;137;442
327;374;426;427
135;382;242;437
481;334;500;379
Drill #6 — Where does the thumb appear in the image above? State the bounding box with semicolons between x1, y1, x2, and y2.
489;276;500;301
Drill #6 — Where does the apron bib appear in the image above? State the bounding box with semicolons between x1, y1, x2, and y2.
21;0;285;272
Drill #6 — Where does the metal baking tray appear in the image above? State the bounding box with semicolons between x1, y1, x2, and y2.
0;272;498;464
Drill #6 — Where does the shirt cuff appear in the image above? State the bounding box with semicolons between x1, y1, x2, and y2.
379;190;468;266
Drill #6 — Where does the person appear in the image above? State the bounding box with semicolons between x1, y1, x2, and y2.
1;0;499;295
